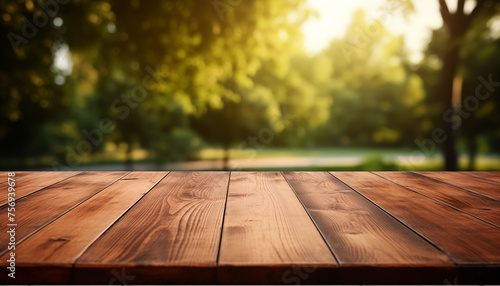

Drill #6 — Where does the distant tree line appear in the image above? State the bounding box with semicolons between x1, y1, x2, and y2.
1;0;499;170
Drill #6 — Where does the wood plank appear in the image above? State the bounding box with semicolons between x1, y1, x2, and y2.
0;172;167;284
283;172;450;266
0;171;32;182
74;171;229;285
284;172;453;284
0;172;127;256
331;172;500;266
461;171;500;183
375;172;500;228
218;172;337;284
417;171;500;200
0;171;81;206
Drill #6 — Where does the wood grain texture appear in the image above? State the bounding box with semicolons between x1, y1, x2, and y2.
461;171;500;183
332;172;500;265
376;171;500;228
0;171;81;206
218;172;337;284
0;171;32;182
0;172;127;255
0;172;167;284
0;171;499;284
417;171;500;200
75;172;229;284
283;172;452;266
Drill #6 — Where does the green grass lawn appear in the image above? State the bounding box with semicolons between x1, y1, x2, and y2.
196;147;500;171
196;147;417;160
11;146;498;171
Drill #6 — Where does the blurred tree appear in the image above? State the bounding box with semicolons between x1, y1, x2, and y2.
189;4;335;170
436;0;500;170
1;0;312;168
266;53;331;147
185;0;317;168
73;0;311;166
400;0;500;170
459;17;500;169
191;85;282;170
0;0;73;167
320;10;426;147
416;2;500;170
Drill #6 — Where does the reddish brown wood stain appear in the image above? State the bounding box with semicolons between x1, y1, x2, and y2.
0;171;498;284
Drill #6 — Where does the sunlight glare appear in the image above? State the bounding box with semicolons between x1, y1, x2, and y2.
302;0;444;62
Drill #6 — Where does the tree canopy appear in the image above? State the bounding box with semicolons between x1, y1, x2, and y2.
1;0;499;170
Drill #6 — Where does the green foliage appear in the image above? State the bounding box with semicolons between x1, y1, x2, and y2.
415;1;500;162
0;1;70;159
1;0;499;169
1;0;313;166
317;10;426;147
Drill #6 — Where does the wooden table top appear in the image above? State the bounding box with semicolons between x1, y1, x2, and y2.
1;171;499;284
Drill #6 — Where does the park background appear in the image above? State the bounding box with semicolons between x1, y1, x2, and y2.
1;0;500;171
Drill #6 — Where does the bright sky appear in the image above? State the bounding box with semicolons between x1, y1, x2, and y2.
301;0;475;62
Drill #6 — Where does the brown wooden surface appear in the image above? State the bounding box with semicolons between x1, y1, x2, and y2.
0;172;166;284
332;172;500;265
284;172;455;284
1;171;499;284
375;171;500;228
284;172;452;264
218;172;337;284
461;171;500;183
0;172;127;256
75;172;229;284
0;172;32;183
418;171;500;200
0;171;81;206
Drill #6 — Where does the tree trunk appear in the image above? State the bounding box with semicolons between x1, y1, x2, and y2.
222;146;230;171
441;41;461;170
437;0;488;170
467;134;478;170
125;141;133;170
